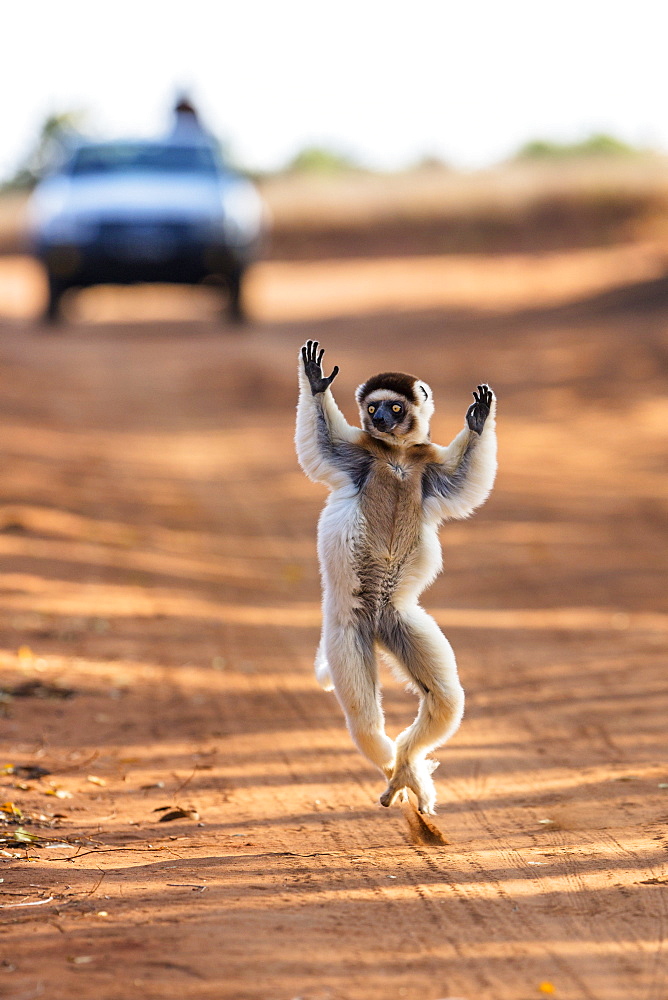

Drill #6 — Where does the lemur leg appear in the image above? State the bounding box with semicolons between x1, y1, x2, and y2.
324;619;396;777
378;605;465;814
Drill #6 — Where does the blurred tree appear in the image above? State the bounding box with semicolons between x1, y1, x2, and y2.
285;145;362;174
515;133;640;161
2;111;85;190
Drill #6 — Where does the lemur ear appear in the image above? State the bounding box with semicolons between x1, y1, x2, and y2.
416;382;430;402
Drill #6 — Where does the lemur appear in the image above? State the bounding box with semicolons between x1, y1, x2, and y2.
295;340;497;814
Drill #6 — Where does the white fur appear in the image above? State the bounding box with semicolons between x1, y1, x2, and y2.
296;362;362;488
296;348;497;814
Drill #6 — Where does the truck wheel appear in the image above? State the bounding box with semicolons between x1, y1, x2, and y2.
226;267;246;324
44;277;68;324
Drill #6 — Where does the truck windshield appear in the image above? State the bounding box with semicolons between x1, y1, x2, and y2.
69;143;219;177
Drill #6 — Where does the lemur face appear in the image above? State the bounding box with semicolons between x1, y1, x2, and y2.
356;372;434;446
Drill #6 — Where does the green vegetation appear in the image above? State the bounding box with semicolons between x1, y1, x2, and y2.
515;133;641;161
284;145;363;175
2;111;85;191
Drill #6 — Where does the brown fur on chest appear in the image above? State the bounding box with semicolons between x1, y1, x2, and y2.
358;439;436;556
360;436;437;474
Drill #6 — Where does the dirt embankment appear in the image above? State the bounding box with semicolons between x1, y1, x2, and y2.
260;159;668;259
6;155;668;261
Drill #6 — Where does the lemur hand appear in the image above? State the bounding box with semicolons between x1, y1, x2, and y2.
466;384;493;434
302;340;339;396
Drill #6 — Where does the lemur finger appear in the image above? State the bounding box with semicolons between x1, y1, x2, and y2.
317;348;325;366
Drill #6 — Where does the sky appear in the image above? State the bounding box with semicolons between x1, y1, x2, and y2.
2;0;668;179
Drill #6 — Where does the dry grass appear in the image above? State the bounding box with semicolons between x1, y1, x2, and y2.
259;156;668;228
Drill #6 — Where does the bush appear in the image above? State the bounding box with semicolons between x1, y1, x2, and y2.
515;133;639;161
284;146;362;175
1;111;85;190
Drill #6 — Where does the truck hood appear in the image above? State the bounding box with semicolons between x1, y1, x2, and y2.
29;169;267;248
30;172;229;225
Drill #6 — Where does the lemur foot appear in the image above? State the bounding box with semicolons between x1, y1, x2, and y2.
381;760;407;802
380;759;438;815
379;785;409;806
466;383;493;435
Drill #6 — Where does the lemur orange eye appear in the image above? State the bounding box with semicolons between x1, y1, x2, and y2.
368;405;376;414
392;404;402;413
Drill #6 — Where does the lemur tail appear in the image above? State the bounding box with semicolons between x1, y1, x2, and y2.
314;641;335;691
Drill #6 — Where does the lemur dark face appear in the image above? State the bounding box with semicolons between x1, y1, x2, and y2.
366;395;408;434
356;371;434;446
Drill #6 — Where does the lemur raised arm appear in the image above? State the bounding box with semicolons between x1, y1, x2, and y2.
296;340;497;814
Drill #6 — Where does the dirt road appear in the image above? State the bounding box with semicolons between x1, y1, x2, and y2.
0;258;667;1000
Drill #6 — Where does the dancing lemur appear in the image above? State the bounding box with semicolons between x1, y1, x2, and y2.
295;341;497;814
